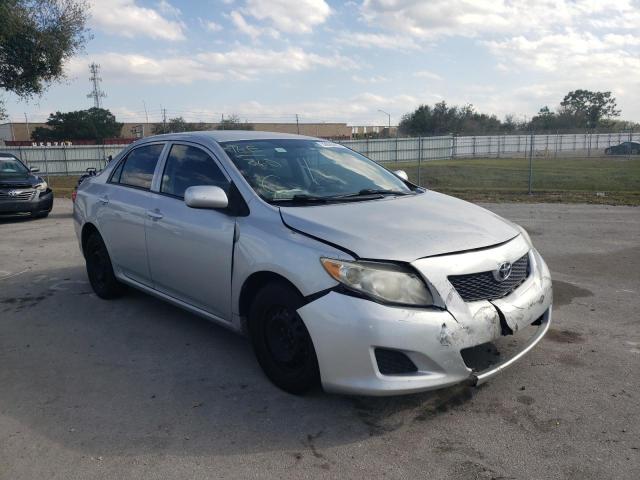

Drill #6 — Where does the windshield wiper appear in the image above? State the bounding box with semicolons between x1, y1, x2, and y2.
337;188;411;198
271;190;410;205
271;194;330;204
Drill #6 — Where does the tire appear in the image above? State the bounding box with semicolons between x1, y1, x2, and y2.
85;232;124;299
248;282;320;394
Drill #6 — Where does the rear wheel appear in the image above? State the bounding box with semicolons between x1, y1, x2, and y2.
85;232;124;299
248;282;320;394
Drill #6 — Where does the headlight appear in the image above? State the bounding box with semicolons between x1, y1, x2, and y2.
35;181;48;191
320;258;434;306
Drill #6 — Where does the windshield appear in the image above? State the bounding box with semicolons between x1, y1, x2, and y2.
220;139;412;203
0;157;29;176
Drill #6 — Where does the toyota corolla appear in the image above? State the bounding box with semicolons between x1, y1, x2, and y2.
73;131;552;395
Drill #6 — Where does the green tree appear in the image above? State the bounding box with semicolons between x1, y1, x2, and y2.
31;108;123;142
217;114;254;130
152;116;208;134
560;90;620;129
1;0;88;123
398;102;502;136
0;0;88;98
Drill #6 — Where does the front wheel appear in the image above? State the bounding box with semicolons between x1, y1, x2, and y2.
248;282;320;394
85;232;124;299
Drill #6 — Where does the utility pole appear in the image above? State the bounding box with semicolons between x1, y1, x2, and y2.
528;130;534;194
378;109;391;137
220;113;224;130
24;113;30;141
87;63;106;108
161;107;167;133
295;114;300;134
142;101;149;137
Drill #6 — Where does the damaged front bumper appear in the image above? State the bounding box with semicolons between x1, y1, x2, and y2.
297;235;553;396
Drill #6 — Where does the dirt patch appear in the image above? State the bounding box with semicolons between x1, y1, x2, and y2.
546;329;585;344
552;280;593;307
517;395;535;405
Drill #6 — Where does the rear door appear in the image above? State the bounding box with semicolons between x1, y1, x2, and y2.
145;142;236;321
96;142;166;285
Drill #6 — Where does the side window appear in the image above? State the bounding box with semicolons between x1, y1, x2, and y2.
110;158;125;183
160;144;228;198
112;144;164;190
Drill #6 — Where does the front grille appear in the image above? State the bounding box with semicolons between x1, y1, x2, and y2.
448;253;530;302
0;189;36;201
375;348;418;375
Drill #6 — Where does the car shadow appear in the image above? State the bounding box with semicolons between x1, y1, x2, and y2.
0;265;478;457
0;213;37;224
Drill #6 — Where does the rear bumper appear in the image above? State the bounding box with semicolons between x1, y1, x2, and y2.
0;190;53;214
297;239;553;396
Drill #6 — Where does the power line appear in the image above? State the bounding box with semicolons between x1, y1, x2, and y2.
87;63;106;109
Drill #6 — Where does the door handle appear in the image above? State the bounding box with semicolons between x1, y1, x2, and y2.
98;196;109;205
146;210;163;220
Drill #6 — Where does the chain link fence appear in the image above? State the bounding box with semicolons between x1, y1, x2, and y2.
1;131;638;203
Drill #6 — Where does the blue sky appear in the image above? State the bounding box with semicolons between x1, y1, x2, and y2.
3;0;640;125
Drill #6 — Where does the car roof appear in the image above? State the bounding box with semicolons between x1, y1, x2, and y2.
137;130;322;144
0;152;18;157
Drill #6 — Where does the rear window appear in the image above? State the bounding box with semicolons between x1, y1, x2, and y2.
111;144;164;190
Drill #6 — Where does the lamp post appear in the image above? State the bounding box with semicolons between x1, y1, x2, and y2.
378;109;391;136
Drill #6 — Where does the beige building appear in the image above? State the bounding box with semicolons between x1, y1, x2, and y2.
351;125;398;137
1;121;352;144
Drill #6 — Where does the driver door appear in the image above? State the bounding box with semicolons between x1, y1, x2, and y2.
145;142;235;321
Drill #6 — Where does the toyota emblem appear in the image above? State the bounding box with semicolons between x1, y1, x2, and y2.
493;262;512;282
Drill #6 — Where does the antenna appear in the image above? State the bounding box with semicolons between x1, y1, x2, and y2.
87;63;106;109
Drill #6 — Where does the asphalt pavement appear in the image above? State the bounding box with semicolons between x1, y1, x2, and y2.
0;199;638;479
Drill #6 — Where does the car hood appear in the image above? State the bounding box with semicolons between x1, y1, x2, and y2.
0;173;38;188
279;190;519;262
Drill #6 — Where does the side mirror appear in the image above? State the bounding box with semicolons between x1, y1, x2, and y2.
393;169;409;181
184;185;228;209
30;167;40;173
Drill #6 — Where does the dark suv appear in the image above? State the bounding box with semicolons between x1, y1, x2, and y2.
0;153;54;218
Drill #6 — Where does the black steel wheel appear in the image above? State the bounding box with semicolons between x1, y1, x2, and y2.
248;282;320;394
85;232;124;299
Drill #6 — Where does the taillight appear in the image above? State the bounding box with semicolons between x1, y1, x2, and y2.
71;190;77;202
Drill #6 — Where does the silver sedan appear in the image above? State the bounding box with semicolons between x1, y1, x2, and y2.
73;131;552;396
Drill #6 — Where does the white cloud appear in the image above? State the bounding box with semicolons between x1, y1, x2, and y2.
89;0;184;40
351;74;389;84
413;70;442;81
202;20;223;32
337;32;419;50
485;29;640;116
486;30;640;79
196;47;357;79
231;0;331;37
229;11;279;40
66;47;358;84
357;0;640;119
359;0;640;39
157;0;181;17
